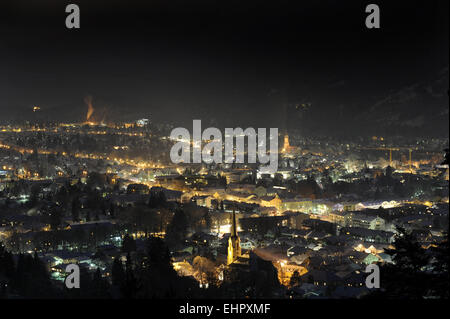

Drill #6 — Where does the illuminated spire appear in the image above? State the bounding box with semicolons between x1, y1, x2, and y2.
284;134;290;149
227;208;241;265
231;209;237;238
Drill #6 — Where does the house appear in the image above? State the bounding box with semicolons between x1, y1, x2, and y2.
303;269;340;287
150;187;183;202
410;229;433;242
110;193;148;207
126;183;149;194
290;283;327;298
340;227;395;244
260;194;282;210
352;214;387;231
280;198;313;213
254;186;267;198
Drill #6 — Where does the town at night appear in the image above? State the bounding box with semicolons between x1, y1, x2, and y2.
0;0;448;312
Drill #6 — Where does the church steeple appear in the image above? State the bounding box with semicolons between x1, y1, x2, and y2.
283;134;290;150
227;209;241;265
231;209;237;238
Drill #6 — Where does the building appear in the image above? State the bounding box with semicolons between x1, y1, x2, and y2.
126;183;149;194
227;210;241;265
260;194;282;210
339;227;395;244
281;134;300;157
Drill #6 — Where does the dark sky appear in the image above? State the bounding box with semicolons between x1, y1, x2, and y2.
1;0;449;136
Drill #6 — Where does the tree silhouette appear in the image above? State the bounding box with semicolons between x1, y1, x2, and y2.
289;270;302;287
122;234;137;254
165;208;188;249
121;253;138;298
111;257;125;287
442;148;449;165
367;227;437;299
71;196;81;222
429;233;449;298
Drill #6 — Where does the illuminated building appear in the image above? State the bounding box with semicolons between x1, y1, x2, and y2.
275;260;308;287
136;118;150;127
260;194;282;210
283;134;291;152
227;210;241;265
281;134;300;157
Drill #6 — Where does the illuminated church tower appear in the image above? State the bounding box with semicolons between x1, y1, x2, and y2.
281;133;300;156
282;134;290;153
227;210;241;265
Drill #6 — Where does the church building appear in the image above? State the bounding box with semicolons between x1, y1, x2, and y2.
227;210;241;265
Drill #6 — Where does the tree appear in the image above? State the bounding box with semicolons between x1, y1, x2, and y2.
28;184;40;208
0;242;15;295
367;227;432;299
147;237;173;271
71;196;81;222
49;208;62;230
192;256;216;287
165;208;188;249
91;268;110;298
111;257;125;287
289;270;302;287
121;253;138;298
87;172;106;189
148;190;167;209
55;186;69;207
86;189;102;210
122;234;136;254
11;252;55;298
217;174;227;187
202;211;212;230
109;203;116;218
429;233;449;298
442;148;449;165
133;236;194;298
157;191;167;206
384;227;430;272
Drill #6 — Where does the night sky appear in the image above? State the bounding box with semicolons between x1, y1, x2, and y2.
1;0;448;137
